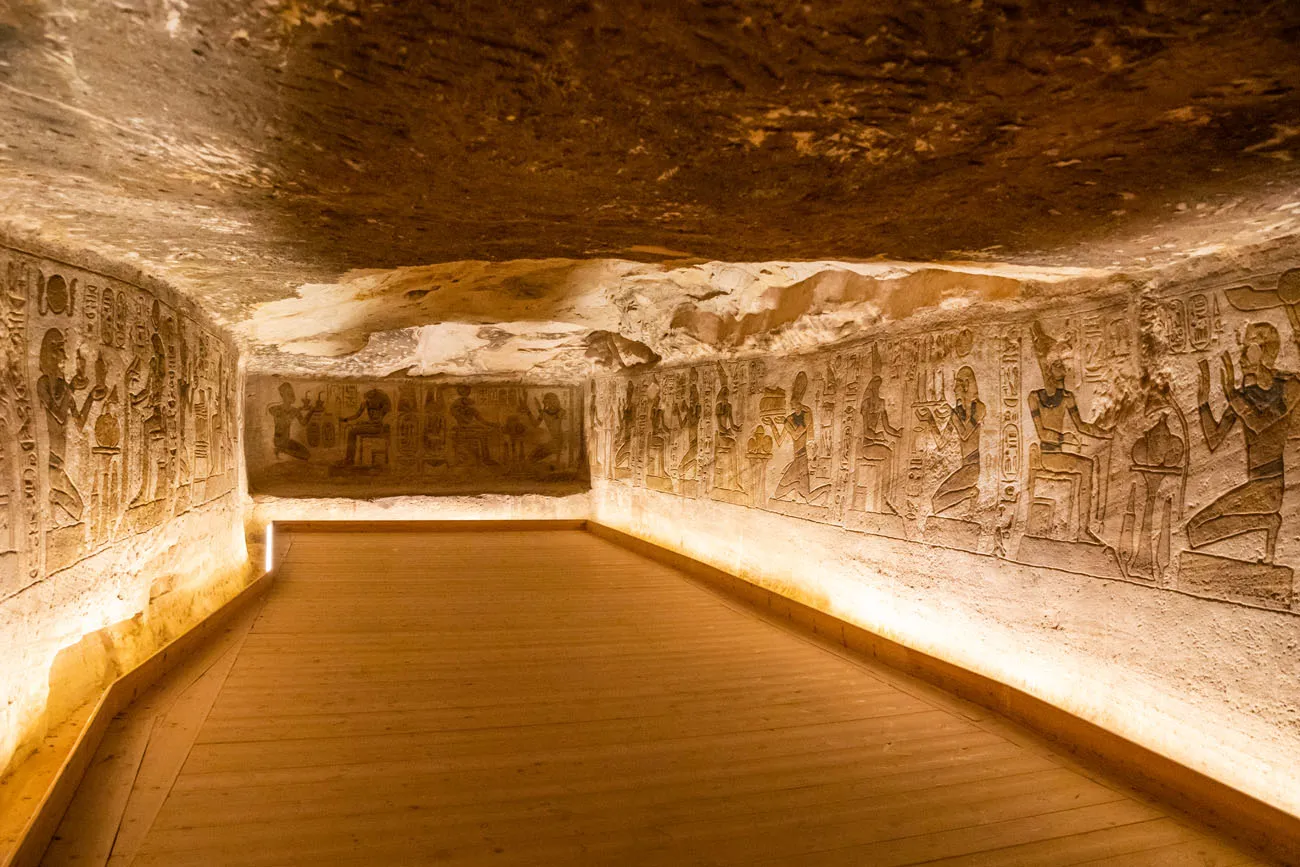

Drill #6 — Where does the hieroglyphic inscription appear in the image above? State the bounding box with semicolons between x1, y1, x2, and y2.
0;247;240;599
245;378;587;497
592;267;1300;614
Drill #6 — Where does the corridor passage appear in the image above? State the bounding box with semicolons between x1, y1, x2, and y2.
44;528;1261;866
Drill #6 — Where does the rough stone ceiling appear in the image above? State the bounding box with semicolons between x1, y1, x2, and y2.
2;0;1300;376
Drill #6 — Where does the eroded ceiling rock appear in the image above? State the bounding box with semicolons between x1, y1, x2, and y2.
2;0;1299;377
238;257;1112;378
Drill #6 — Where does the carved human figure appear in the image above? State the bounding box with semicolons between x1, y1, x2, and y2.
713;385;742;490
1027;321;1113;542
128;331;167;506
646;384;669;478
587;388;604;476
1187;322;1300;560
503;410;529;465
37;329;106;525
853;375;902;513
921;365;985;516
613;379;635;474
267;381;310;461
527;392;567;465
339;387;393;467
210;354;229;475
772;371;827;504
675;381;702;478
448;385;496;466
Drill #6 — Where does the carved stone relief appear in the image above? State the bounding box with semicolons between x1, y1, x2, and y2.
245;378;587;497
591;268;1300;614
0;247;241;600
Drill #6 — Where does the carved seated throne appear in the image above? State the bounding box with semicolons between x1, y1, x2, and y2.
1025;442;1083;539
356;424;391;468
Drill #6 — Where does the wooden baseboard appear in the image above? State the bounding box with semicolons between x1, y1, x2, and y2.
0;567;277;867
585;520;1299;866
274;519;588;533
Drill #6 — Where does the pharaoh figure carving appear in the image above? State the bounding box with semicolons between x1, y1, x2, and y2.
1026;321;1113;542
37;329;105;526
1187;321;1299;560
772;371;829;505
921;365;985;517
268;381;310;461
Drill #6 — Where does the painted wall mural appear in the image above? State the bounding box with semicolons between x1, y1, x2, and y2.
590;267;1300;614
245;377;587;496
0;247;240;601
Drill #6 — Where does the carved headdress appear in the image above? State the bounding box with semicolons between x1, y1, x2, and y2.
1029;320;1071;386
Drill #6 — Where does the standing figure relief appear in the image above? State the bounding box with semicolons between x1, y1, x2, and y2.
771;371;830;506
37;328;106;526
1026;321;1114;544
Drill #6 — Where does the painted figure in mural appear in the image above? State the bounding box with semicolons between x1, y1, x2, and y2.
267;381;310;461
527;392;567;466
127;331;168;506
772;371;828;504
714;384;742;490
338;387;393;467
1027;321;1114;543
853;375;902;513
1187;322;1300;560
37;329;106;525
921;365;986;516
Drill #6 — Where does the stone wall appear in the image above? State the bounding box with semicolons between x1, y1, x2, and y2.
245;376;587;498
587;260;1300;815
0;240;249;777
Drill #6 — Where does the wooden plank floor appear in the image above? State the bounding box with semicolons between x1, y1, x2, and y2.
43;529;1266;866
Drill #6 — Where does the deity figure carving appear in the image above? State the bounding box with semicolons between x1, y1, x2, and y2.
449;384;496;466
339;387;393;468
37;329;106;525
1026;321;1113;542
852;375;901;513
